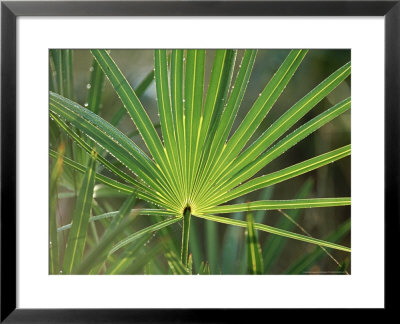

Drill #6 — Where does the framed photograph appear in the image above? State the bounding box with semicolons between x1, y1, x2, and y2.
1;0;398;321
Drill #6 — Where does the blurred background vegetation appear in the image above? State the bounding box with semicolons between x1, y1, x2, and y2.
50;49;350;274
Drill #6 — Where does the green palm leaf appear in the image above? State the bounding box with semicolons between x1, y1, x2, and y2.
246;211;264;274
203;144;351;208
263;179;313;273
194;213;350;252
203;197;350;214
91;50;181;205
109;216;182;255
155;49;183;203
62;152;97;274
110;69;154;127
286;219;351;274
194;50;308;203
50;92;179;211
57;209;177;233
184;50;205;201
214;63;351;190
166;250;190;275
208;97;351;196
50;49;351;274
86;59;105;115
49;143;65;274
74;193;138;274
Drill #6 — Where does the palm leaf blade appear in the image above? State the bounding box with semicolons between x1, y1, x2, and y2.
75;193;138;274
206;144;351;208
203;197;350;214
194;213;350;252
49;143;65;274
196;50;308;203
90;50;164;161
63;152;97;274
215;97;351;193
109;217;182;255
246;211;264;274
87;59;105;114
286;219;351;274
263;179;313;273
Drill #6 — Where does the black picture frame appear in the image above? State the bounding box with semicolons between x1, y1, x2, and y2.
1;0;398;321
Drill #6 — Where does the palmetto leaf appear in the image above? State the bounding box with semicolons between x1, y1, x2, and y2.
50;92;179;211
212;63;351;191
74;193;138;274
62;152;97;274
246;211;264;274
49;142;65;274
203;197;350;214
155;50;183;202
204;97;351;197
262;179;313;273
57;209;177;233
87;59;105;115
110;68;154;127
50;49;351;274
194;213;350;252
193;50;308;203
50;149;136;195
51;49;74;99
165;250;190;275
49;114;164;207
105;235;150;275
191;50;237;201
91;50;182;208
109;217;182;255
202;144;351;208
198;261;211;275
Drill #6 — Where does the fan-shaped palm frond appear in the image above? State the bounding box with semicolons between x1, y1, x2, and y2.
50;49;351;273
